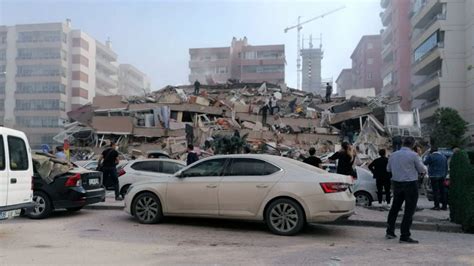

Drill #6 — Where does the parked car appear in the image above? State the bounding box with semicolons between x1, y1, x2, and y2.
118;159;185;197
322;163;378;207
0;127;34;220
26;155;106;219
124;154;355;236
74;160;128;171
146;150;170;159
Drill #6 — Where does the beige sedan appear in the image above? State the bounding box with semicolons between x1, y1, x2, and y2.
124;154;355;235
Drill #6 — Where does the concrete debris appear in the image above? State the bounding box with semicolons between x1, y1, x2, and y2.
60;81;414;160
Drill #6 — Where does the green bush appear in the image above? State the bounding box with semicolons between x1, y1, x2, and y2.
449;150;474;232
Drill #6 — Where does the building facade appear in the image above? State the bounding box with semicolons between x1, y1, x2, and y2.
118;64;151;97
189;37;285;85
380;0;412;110
0;21;149;148
410;0;474;136
350;35;383;94
301;45;323;95
336;68;353;97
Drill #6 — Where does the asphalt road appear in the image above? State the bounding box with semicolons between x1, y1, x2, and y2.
1;209;473;265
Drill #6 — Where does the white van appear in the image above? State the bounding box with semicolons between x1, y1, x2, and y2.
0;127;34;220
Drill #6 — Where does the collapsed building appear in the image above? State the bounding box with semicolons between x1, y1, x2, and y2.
57;81;420;161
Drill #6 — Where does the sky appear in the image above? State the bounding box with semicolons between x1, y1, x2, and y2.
0;0;383;91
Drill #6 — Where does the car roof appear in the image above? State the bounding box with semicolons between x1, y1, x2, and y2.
129;158;185;165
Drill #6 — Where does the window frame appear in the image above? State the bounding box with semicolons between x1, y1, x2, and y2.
0;135;5;171
180;158;228;178
130;161;159;173
223;158;281;177
7;135;29;171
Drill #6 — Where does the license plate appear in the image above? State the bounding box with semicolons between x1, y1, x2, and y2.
89;178;100;186
0;210;21;220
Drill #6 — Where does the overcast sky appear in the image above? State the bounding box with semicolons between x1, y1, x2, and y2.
0;0;382;91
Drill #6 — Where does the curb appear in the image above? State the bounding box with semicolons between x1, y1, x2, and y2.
331;219;463;233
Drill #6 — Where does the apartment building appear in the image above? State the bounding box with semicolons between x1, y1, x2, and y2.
410;0;474;135
350;35;383;94
336;68;353;97
301;45;323;95
0;20;147;148
118;64;151;97
380;0;412;110
189;37;285;85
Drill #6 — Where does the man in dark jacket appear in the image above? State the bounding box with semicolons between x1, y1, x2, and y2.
325;83;333;103
186;144;199;166
424;147;449;210
368;149;391;205
99;142;121;201
194;80;200;95
303;147;322;168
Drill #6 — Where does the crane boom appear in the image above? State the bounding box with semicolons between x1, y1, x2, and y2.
284;6;345;90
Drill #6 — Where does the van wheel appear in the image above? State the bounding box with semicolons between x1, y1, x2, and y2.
265;198;305;236
27;191;52;219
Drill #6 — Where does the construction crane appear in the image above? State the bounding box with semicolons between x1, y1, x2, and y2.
284;6;345;90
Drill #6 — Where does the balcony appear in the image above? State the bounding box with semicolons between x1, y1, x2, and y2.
380;6;393;26
412;0;444;29
381;27;393;46
412;14;446;48
381;0;390;9
96;56;118;74
96;71;118;88
419;99;439;121
188;59;229;68
412;42;443;75
412;71;441;100
381;43;393;61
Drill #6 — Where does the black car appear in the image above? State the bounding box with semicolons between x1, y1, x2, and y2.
27;156;106;219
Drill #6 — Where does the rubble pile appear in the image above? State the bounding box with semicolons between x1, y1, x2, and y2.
60;81;415;160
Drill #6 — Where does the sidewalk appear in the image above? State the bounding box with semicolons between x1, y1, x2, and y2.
334;196;462;233
85;192;463;233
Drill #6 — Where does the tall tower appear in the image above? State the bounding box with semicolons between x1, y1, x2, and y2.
301;35;323;95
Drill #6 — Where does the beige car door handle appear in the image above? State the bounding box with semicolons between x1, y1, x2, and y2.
256;184;268;188
206;184;218;188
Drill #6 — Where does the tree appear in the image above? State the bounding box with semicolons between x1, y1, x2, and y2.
429;107;468;148
212;133;248;154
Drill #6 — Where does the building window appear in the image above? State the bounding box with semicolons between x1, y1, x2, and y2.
0;33;6;44
72;87;88;98
17;31;63;43
367;42;373;49
414;31;440;62
242;65;284;73
16;99;66;111
367;72;373;80
72;71;89;83
72;54;89;67
0;83;5;94
17;65;66;77
16;116;65;128
17;48;65;60
367;58;374;65
0;50;5;61
383;72;392;87
72;38;89;51
16;82;66;94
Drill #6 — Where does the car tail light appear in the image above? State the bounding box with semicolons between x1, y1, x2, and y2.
65;173;82;187
320;182;350;193
118;169;126;177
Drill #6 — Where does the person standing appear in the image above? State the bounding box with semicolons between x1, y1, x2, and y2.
99;142;121;201
329;142;356;176
186;144;199;166
386;137;426;244
325;83;333;103
368;149;391;205
288;98;297;113
55;146;67;161
260;104;270;126
303;147;322;168
424;147;449;210
194;80;201;96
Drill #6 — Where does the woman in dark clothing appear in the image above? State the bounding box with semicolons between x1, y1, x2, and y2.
329;142;356;176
